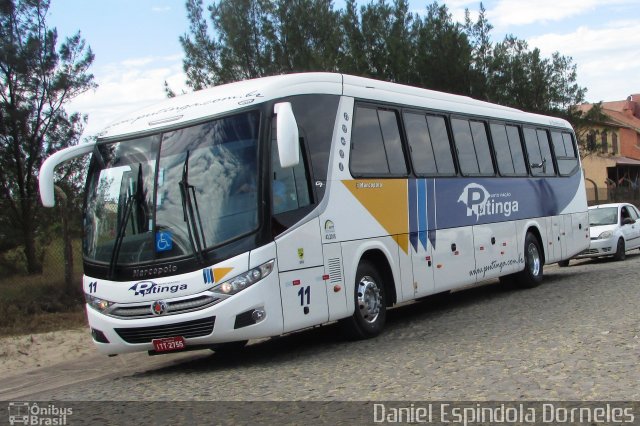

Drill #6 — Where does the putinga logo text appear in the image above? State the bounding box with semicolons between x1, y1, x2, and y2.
458;183;519;221
129;281;187;297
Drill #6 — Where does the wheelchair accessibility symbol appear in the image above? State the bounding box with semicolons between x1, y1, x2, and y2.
155;231;173;252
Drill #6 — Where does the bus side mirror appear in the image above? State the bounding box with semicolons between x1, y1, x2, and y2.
274;102;299;168
39;143;95;207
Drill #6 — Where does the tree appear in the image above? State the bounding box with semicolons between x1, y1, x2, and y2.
487;34;585;115
0;0;95;274
179;0;586;119
180;0;341;87
414;3;472;95
566;102;610;159
464;2;493;99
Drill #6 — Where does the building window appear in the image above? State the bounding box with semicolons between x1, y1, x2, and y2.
612;132;618;154
601;132;608;154
587;131;596;151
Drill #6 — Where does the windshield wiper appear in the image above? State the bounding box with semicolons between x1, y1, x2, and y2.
108;163;144;279
179;150;207;264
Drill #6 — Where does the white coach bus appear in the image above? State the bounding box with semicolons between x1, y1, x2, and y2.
39;73;589;356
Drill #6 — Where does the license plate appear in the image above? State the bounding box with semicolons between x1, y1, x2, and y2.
152;336;186;352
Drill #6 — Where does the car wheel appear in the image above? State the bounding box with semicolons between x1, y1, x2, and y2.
613;238;626;261
340;260;387;340
515;232;544;288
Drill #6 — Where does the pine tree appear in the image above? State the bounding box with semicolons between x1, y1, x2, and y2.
0;0;95;274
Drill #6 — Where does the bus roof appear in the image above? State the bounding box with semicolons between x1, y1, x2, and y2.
97;72;572;140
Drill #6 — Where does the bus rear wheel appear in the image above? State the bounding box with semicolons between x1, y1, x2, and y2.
516;232;544;288
341;260;387;340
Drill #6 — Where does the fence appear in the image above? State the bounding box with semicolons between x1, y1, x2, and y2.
0;197;84;333
585;180;640;207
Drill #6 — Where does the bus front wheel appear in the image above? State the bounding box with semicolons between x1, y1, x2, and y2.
516;232;544;288
341;260;387;340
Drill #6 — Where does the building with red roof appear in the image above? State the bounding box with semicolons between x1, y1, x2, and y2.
576;94;640;203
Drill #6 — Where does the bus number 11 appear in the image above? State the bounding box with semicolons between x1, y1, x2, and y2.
298;286;310;306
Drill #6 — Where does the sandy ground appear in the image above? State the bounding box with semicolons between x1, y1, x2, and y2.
0;328;95;375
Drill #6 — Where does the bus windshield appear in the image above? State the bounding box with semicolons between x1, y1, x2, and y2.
84;110;260;265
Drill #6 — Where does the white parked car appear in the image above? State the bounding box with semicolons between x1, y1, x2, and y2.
574;203;640;262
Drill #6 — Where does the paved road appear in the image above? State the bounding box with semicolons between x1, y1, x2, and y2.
3;253;639;402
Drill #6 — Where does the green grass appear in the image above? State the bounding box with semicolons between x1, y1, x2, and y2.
0;239;87;337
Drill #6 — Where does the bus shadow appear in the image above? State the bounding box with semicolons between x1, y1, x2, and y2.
134;270;590;375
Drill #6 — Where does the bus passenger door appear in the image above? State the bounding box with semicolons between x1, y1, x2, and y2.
276;218;328;333
271;135;328;333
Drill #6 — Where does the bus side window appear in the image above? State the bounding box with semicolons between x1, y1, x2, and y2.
490;123;527;176
350;106;408;176
452;118;494;176
551;131;579;176
524;127;556;176
403;112;455;176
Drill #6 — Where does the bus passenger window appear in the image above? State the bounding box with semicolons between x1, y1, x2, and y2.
524;127;556;176
351;106;407;176
470;121;494;174
536;129;555;176
403;112;455;175
507;125;527;175
551;131;579;176
490;123;527;176
452;118;494;176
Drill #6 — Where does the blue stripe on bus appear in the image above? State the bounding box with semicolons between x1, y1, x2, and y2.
408;178;418;252
418;178;427;250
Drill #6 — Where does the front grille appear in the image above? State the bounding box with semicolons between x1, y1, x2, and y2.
109;294;220;319
580;249;599;255
115;316;215;344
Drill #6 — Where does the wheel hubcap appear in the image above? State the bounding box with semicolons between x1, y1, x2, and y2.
356;275;382;324
527;243;541;276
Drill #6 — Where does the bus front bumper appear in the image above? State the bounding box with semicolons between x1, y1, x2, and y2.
86;273;284;356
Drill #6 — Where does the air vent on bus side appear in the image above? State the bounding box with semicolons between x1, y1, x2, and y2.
328;258;342;284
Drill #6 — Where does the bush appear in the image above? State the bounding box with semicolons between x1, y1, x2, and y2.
0;238;85;336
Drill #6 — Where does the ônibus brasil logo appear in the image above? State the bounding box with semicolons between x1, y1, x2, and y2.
129;281;187;297
458;183;519;221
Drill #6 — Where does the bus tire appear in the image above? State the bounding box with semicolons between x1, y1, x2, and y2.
613;238;626;261
558;259;570;267
516;232;544;288
341;260;387;340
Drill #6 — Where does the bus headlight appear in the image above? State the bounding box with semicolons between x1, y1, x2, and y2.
85;294;115;312
597;231;613;240
212;259;275;296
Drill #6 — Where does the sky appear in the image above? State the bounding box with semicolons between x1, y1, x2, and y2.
47;0;640;138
